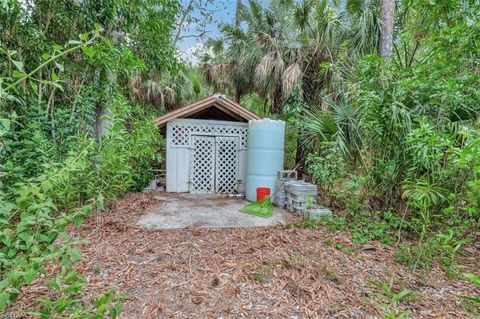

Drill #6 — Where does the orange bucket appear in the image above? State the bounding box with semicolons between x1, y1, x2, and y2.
256;187;270;202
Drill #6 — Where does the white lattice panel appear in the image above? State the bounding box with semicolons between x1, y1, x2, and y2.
190;136;215;193
168;119;248;149
215;137;239;194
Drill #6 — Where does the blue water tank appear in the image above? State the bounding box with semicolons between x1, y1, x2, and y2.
245;119;285;201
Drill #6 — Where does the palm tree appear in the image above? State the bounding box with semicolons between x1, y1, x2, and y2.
200;0;302;112
232;0;303;113
288;0;380;170
201;0;383;170
128;66;206;111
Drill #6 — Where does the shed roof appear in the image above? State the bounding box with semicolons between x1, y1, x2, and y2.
155;94;260;127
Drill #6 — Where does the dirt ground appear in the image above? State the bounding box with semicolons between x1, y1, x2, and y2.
9;192;480;318
75;192;480;318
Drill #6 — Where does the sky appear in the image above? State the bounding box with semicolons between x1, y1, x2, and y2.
177;0;238;63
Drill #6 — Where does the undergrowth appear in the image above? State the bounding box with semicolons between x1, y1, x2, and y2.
0;22;166;316
368;277;412;319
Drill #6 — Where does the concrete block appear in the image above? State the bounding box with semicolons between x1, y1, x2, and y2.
287;204;305;214
277;170;298;180
284;180;317;195
304;207;333;220
287;193;316;203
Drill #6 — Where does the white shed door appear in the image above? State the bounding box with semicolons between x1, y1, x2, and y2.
190;135;239;194
215;136;239;193
190;136;216;193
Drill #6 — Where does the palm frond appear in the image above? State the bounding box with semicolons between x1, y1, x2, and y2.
292;0;313;32
162;87;176;108
145;80;164;107
282;62;302;97
302;94;364;157
255;51;285;88
248;0;263;25
128;74;144;102
351;4;381;54
255;31;276;49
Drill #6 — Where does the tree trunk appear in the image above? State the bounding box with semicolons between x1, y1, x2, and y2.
379;0;395;59
235;89;242;103
295;129;307;177
94;29;118;141
271;83;282;114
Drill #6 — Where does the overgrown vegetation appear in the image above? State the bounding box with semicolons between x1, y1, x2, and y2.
1;0;479;316
202;1;479;315
204;0;479;268
1;0;177;315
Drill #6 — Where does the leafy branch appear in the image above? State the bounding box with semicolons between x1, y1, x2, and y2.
2;30;102;92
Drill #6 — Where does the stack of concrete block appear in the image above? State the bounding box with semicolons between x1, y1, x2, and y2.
285;180;318;214
273;170;297;208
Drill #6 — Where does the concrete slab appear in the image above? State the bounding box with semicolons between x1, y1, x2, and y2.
137;193;288;229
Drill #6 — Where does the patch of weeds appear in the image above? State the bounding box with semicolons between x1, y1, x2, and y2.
322;215;348;232
323;266;339;283
307;209;401;245
122;292;133;301
286;280;310;300
394;243;417;266
394;231;470;275
334;243;354;254
443;265;466;279
283;252;308;269
282;259;293;269
395;241;445;273
32;270;124;318
249;268;270;284
94;264;102;274
264;259;278;268
323;237;334;247
349;210;400;245
328;302;339;314
292;251;308;267
461;273;480;315
368;277;412;319
435;231;469;276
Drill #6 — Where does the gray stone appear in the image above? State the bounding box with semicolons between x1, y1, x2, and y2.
304;207;333;220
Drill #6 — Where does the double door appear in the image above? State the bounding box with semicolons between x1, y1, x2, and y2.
190;136;239;194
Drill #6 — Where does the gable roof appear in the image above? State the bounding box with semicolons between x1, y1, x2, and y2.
155;94;260;127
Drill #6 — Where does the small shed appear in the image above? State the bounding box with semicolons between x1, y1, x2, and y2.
155;94;260;194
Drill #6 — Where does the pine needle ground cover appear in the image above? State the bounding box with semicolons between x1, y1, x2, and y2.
6;193;478;318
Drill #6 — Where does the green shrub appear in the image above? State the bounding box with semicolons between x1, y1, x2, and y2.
394;230;470;275
306;142;347;202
